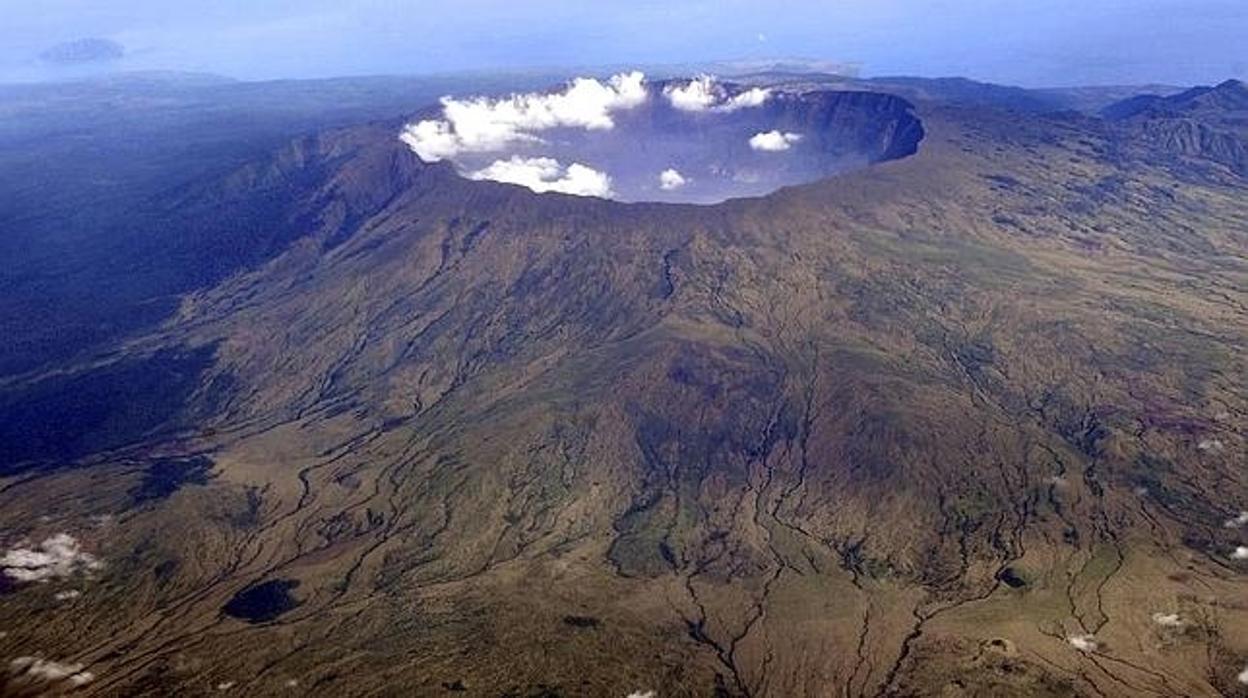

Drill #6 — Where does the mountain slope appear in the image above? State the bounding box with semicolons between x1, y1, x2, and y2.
1103;79;1248;177
0;72;568;379
0;88;1246;697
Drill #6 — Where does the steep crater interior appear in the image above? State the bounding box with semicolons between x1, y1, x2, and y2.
401;73;925;204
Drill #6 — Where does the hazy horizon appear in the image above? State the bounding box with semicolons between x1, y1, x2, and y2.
2;0;1246;89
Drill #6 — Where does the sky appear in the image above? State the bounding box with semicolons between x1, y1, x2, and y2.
1;0;1245;87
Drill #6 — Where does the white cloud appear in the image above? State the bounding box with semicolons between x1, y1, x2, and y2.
749;130;803;152
2;534;102;583
469;156;613;198
1197;438;1223;451
1224;511;1248;528
401;72;648;162
659;168;687;190
626;692;656;698
54;589;81;601
1239;665;1248;684
664;76;718;111
9;657;95;687
1232;546;1248;560
1067;634;1098;652
729;88;771;110
1151;612;1183;627
663;75;769;112
400;119;463;162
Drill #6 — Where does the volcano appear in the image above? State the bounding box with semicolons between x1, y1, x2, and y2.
0;72;1245;697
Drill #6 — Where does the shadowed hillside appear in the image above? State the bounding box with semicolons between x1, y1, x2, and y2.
1103;79;1248;177
0;71;566;378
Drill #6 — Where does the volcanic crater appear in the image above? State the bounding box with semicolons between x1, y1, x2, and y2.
401;73;925;203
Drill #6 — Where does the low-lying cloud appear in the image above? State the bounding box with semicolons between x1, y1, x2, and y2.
1067;634;1098;652
468;156;612;198
1197;438;1224;451
401;72;647;162
1224;510;1248;528
1151;612;1183;627
664;75;770;112
8;657;95;688
749;130;803;151
1;533;102;583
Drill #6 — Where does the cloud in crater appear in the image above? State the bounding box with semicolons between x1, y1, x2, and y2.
659;168;688;190
664;75;769;112
401;72;647;162
468;156;612;197
749;130;803;151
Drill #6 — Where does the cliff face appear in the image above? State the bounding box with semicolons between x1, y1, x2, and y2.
768;89;926;162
